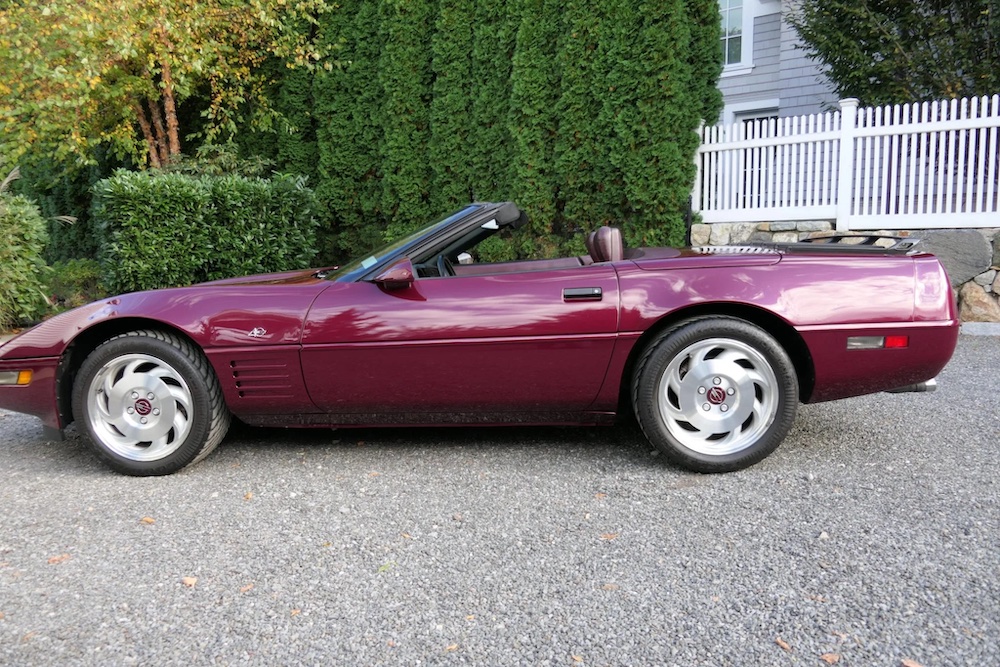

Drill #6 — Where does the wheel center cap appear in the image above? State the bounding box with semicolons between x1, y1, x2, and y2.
134;398;152;416
706;387;727;405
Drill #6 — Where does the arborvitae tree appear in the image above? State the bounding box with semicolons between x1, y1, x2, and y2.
554;0;615;234
276;65;319;182
607;0;698;247
469;0;520;202
683;0;724;125
379;0;437;239
313;0;385;256
429;0;476;213
304;0;721;253
506;0;562;255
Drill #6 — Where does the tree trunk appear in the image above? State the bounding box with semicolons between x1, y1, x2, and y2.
134;103;162;169
149;101;170;166
160;57;182;157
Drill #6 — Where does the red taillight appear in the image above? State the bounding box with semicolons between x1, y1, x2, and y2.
884;335;909;349
847;335;910;350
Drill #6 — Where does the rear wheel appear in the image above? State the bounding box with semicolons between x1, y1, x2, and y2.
632;317;798;472
71;330;230;476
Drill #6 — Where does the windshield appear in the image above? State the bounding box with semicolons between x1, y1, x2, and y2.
325;205;482;282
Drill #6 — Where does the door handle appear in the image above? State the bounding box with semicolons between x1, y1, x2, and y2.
563;287;603;301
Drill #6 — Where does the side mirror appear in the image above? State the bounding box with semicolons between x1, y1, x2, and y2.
373;259;415;290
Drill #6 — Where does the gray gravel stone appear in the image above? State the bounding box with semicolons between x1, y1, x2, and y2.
0;336;997;666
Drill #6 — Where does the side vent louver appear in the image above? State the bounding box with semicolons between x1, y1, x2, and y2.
229;358;294;399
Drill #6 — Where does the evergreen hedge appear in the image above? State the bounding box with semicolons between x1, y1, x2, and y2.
92;170;319;294
309;0;723;258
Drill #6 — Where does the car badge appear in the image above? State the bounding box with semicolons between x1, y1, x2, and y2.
248;327;267;339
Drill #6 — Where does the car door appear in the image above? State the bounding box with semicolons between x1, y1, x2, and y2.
300;264;620;416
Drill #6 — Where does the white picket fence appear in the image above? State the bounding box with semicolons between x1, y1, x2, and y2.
693;96;1000;230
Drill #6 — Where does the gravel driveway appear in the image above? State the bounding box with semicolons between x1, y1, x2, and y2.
1;335;997;666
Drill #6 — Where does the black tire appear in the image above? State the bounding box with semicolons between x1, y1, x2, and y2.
632;316;798;473
71;330;231;476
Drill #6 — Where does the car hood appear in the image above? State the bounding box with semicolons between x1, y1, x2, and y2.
196;267;337;287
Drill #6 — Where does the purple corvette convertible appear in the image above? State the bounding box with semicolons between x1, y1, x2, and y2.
0;202;958;475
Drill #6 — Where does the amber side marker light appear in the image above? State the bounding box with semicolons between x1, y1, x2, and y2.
0;370;32;385
847;335;909;350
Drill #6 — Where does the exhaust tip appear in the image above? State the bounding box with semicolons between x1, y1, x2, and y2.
885;378;937;394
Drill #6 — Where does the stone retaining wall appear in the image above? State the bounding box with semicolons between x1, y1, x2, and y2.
690;223;1000;323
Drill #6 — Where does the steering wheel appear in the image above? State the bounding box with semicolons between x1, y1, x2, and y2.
436;253;454;277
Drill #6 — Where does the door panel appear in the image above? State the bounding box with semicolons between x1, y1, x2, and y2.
301;266;620;413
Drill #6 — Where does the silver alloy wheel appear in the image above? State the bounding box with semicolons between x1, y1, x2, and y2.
85;353;193;462
656;337;779;456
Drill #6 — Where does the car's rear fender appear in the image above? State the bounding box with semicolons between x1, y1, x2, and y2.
600;302;816;415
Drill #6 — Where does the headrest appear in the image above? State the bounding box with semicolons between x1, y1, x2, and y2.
591;226;624;262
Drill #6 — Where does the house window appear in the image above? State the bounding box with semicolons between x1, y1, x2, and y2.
720;0;743;66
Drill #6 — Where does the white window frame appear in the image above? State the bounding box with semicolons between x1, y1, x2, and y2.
721;99;781;127
720;0;782;78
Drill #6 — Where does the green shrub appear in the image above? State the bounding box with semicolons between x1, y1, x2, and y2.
206;174;320;279
0;193;51;329
92;169;320;294
46;258;107;309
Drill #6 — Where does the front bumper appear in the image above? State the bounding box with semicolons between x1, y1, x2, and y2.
0;356;62;429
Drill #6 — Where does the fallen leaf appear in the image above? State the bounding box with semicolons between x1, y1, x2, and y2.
594;493;607;500
830;631;849;642
181;576;197;588
369;471;380;477
377;561;396;574
22;631;37;643
600;533;619;541
387;640;396;647
465;615;475;621
140;517;155;525
572;655;584;663
807;594;828;603
901;661;925;667
321;541;332;548
244;492;253;501
290;609;300;616
239;583;254;593
775;637;792;652
401;533;412;540
820;653;840;664
356;440;365;446
601;583;619;591
47;554;70;565
0;612;5;620
445;643;458;652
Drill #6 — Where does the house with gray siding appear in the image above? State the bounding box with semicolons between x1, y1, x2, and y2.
717;0;837;125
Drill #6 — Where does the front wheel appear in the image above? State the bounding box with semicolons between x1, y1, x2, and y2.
71;330;231;476
632;317;798;473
